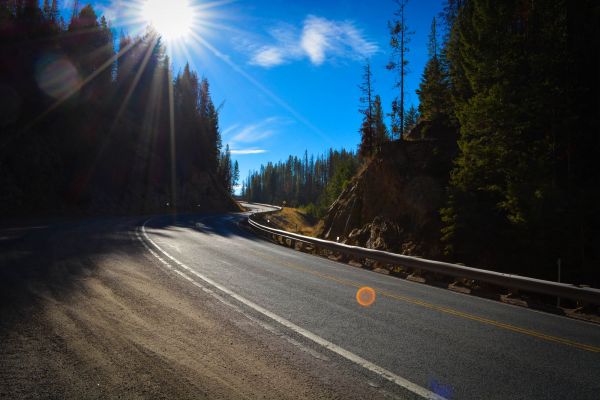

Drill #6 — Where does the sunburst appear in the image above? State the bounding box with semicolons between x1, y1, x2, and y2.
141;0;196;41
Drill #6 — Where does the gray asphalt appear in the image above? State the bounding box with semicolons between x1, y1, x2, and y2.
143;204;600;400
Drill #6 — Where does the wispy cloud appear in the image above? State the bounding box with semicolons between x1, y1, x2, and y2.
230;149;268;155
246;15;378;68
252;47;286;68
223;116;291;155
229;116;285;143
221;123;240;138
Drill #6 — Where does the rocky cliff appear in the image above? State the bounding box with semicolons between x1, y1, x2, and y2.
318;122;457;258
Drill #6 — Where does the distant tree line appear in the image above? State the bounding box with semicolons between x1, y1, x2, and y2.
0;1;234;216
242;149;358;218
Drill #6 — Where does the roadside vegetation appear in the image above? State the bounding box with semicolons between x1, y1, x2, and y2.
255;206;321;237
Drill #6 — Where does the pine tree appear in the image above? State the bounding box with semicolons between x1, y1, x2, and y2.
42;0;50;19
404;104;418;133
358;61;374;158
415;18;452;127
70;0;79;21
231;160;240;195
439;0;600;283
372;95;389;152
199;78;221;175
387;0;412;139
218;144;232;192
0;2;233;215
428;16;438;59
50;0;58;23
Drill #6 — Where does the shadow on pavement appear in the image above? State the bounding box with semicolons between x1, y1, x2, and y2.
144;213;262;241
0;217;145;331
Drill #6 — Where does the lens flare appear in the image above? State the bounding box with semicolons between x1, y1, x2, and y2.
356;286;376;307
35;55;81;100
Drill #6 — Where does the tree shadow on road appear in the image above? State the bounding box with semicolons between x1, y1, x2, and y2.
0;217;146;332
144;213;263;241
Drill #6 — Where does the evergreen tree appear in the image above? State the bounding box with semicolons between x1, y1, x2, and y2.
358;61;374;158
0;2;233;215
231;160;240;195
387;0;412;139
42;0;50;19
50;0;58;23
441;0;600;284
404;104;418;133
199;77;221;174
415;17;453;130
218;144;232;193
372;95;389;152
428;16;438;59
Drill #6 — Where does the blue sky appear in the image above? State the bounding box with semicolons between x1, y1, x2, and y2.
65;0;445;188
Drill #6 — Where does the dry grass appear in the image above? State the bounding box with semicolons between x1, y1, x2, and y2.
266;207;321;237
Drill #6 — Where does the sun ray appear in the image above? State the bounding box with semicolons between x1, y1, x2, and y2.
24;38;139;133
168;67;177;210
111;33;161;130
57;33;163;193
189;31;334;145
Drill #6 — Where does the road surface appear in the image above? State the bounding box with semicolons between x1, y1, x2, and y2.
1;205;599;399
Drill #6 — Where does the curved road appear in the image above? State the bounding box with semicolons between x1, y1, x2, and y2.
1;205;598;399
139;204;600;400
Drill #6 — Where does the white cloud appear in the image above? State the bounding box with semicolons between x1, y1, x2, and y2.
230;149;268;155
232;127;274;143
252;47;286;68
246;15;378;68
223;116;291;155
226;116;289;143
301;17;330;65
221;123;240;138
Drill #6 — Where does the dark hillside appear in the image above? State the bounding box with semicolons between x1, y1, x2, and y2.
319;125;456;259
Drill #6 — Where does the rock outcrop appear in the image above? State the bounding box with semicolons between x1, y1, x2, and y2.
319;125;456;258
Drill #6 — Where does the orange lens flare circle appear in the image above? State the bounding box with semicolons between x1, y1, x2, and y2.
356;286;376;307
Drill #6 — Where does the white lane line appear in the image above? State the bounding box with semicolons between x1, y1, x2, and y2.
139;219;445;400
135;228;330;362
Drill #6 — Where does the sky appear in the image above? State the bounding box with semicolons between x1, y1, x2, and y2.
62;0;445;189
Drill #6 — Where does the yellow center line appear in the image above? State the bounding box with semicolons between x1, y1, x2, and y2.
256;251;600;353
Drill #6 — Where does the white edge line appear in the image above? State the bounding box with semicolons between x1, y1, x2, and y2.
138;218;445;400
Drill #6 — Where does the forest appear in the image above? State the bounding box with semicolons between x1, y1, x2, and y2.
244;0;600;285
0;1;237;216
242;148;358;218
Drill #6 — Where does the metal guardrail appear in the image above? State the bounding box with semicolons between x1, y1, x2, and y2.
246;207;600;305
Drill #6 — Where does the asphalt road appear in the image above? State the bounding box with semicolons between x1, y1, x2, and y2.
1;205;599;399
140;203;600;400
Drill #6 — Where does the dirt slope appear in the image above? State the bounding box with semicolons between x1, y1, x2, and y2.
318;132;456;259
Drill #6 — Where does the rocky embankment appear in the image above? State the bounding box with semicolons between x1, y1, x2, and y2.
318;124;456;259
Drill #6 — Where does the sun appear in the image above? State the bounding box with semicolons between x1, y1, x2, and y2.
142;0;196;41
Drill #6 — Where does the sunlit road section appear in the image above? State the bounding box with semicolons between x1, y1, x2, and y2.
140;204;600;400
